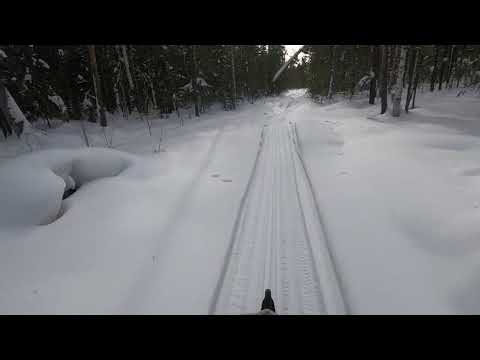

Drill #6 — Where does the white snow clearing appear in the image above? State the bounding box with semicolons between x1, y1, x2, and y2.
1;88;480;314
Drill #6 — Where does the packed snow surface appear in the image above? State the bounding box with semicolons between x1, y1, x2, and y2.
1;88;480;314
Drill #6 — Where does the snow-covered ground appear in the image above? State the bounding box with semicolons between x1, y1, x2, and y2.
295;89;480;314
1;88;480;314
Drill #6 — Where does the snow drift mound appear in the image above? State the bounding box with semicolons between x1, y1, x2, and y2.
0;148;135;227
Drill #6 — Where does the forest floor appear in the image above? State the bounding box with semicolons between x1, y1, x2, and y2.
1;88;480;314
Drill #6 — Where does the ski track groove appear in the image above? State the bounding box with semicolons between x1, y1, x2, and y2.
208;126;266;314
292;122;349;314
212;99;347;315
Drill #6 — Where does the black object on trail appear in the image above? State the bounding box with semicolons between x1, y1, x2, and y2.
261;289;276;312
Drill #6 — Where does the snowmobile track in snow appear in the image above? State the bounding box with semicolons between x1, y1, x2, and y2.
209;117;347;315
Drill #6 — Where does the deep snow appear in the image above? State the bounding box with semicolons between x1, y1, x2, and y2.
1;88;480;314
295;89;480;314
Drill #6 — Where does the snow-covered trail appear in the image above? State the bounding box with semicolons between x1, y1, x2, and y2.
211;115;346;314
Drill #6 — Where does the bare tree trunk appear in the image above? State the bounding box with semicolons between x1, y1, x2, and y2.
446;45;456;88
88;45;107;127
405;46;417;112
231;45;237;110
437;45;449;91
402;47;410;88
192;45;200;117
327;45;336;100
113;46;123;114
350;45;359;100
149;76;158;110
80;118;90;147
121;45;135;91
430;45;439;91
369;46;378;104
377;45;383;100
457;45;466;88
412;49;423;109
392;46;407;117
380;45;389;114
388;45;399;93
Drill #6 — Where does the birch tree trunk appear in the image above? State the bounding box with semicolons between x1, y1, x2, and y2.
392;46;407;117
88;45;107;127
121;45;135;91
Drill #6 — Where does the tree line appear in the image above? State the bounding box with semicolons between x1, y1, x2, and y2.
0;45;291;139
2;44;479;141
305;45;480;116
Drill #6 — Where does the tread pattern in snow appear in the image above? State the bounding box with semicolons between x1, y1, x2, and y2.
211;120;346;315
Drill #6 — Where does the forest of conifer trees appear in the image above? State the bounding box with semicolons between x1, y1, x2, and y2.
1;44;479;140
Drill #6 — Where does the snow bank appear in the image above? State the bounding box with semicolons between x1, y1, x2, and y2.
0;164;65;227
70;150;131;186
0;148;134;227
295;89;480;314
0;101;265;314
